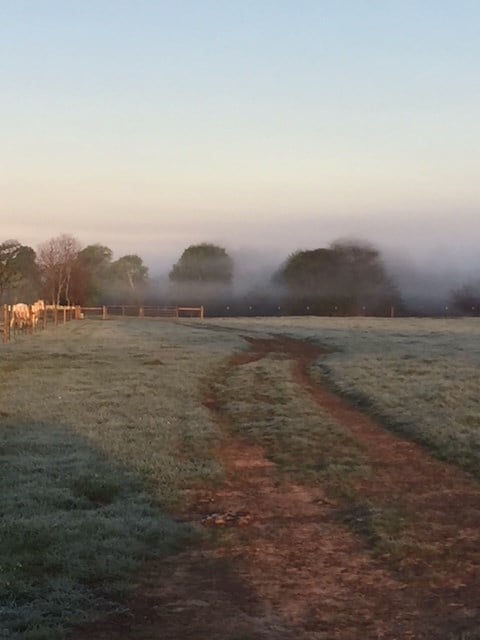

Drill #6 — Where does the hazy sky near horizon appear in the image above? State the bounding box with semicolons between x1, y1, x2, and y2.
2;1;479;272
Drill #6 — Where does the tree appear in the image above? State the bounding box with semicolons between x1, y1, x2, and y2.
0;240;23;300
451;283;480;315
329;240;400;313
108;254;149;303
70;244;113;305
0;240;40;302
0;240;22;299
37;234;82;305
10;245;41;301
276;240;400;315
278;248;339;294
169;243;233;284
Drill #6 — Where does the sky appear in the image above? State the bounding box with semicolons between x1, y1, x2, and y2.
1;0;479;275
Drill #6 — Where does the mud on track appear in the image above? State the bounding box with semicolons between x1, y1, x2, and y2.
72;336;480;640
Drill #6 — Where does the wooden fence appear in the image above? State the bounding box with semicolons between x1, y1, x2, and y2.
81;305;205;320
2;304;79;344
1;304;205;344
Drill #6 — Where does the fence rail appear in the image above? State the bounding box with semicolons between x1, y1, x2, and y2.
81;305;204;320
2;304;79;344
1;304;205;343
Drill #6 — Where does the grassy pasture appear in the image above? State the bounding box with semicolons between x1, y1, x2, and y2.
0;319;243;639
211;352;370;491
2;316;480;639
208;316;480;477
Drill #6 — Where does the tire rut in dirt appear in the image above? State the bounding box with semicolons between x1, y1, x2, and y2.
71;335;480;640
211;335;480;638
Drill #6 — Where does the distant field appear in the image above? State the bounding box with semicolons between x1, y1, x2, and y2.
1;316;479;639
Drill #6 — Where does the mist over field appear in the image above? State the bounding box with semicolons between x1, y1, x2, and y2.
127;203;479;313
141;238;479;314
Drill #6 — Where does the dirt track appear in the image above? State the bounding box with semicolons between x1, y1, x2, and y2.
72;336;480;639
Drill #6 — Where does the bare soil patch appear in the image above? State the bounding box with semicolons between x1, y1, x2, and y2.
71;336;480;639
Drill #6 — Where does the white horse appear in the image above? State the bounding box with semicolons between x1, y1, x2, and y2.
9;300;45;330
9;303;30;329
31;299;45;328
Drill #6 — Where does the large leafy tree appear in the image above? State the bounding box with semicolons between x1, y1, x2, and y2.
0;240;24;299
277;240;400;315
108;254;149;303
10;245;41;301
70;244;113;305
329;240;399;311
169;243;233;284
279;248;340;296
0;240;40;301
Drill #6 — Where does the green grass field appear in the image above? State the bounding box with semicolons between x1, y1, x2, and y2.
1;316;480;638
210;316;480;477
0;319;242;639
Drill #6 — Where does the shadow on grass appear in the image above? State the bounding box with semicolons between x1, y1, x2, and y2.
0;420;196;640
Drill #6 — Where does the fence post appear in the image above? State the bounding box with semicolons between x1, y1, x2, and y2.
102;305;107;320
200;305;204;320
390;305;395;318
28;306;34;334
54;305;59;326
3;305;9;343
139;306;144;318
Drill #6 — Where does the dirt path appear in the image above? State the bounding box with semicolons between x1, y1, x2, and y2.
72;336;480;639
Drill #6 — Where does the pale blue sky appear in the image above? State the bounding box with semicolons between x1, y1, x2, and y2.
1;1;479;271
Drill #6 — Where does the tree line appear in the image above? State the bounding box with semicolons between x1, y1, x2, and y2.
0;234;476;315
0;236;148;307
